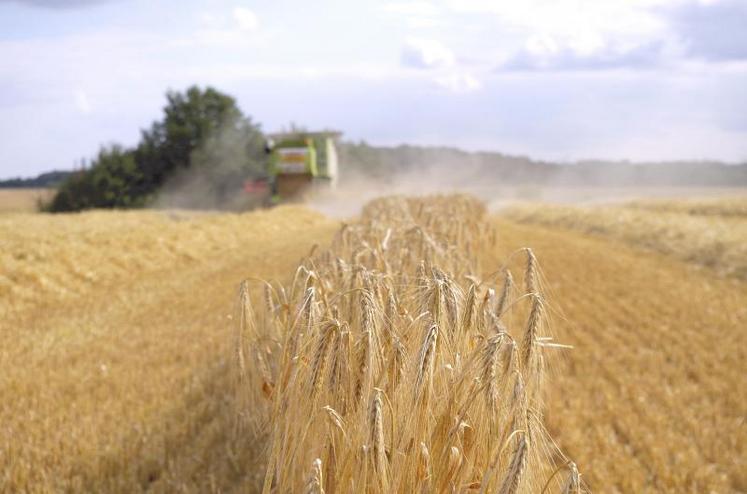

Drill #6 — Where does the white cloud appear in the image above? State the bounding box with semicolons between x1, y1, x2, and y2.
198;12;222;29
445;0;673;39
525;34;560;57
383;1;440;17
401;37;455;68
187;28;251;47
447;0;675;71
383;1;442;27
5;0;112;8
232;6;259;31
667;0;747;61
487;0;747;71
74;89;92;114
182;7;262;48
504;37;668;71
435;72;481;92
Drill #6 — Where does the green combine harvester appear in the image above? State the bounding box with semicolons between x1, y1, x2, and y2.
265;131;341;202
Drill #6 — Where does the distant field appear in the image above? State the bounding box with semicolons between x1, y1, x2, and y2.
0;188;54;213
502;196;747;280
480;185;747;206
625;196;747;216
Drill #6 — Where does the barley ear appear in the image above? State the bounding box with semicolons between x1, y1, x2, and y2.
305;458;325;494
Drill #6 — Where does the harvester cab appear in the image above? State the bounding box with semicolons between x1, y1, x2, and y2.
265;131;341;202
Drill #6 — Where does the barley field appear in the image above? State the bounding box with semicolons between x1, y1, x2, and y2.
0;188;54;213
503;197;747;280
1;194;746;493
238;195;584;493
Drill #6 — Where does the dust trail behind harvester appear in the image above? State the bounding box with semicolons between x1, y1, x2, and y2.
306;162;747;218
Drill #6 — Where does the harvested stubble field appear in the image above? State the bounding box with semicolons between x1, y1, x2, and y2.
1;194;745;493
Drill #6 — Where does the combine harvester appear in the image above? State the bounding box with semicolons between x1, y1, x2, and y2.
261;130;341;203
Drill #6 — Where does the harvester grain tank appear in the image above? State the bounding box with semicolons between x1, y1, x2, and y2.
266;131;341;201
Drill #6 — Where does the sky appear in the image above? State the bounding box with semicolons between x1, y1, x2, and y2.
1;0;746;178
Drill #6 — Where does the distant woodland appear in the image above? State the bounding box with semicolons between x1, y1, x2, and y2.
338;142;747;187
0;171;72;188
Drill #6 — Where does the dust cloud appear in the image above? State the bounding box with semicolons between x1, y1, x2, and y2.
151;134;746;217
153;116;267;212
306;159;747;219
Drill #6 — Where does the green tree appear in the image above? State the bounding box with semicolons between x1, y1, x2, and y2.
48;86;266;212
46;145;143;212
135;86;245;192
